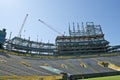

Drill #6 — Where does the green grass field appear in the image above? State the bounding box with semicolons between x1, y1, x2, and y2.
84;75;120;80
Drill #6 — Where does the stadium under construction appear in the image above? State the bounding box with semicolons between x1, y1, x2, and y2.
5;22;119;55
56;22;109;55
0;21;120;80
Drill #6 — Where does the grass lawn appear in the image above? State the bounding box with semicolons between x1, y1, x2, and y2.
84;75;120;80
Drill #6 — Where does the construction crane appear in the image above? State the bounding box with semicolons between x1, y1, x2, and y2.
18;14;29;38
38;19;62;35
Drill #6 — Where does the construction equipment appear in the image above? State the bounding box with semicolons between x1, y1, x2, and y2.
18;14;29;38
38;19;62;35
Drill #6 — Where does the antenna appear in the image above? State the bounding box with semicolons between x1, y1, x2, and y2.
73;22;75;32
37;35;38;42
9;32;12;40
69;23;71;36
82;22;85;35
77;23;80;32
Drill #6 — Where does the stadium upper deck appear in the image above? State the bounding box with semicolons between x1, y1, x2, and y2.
56;22;109;55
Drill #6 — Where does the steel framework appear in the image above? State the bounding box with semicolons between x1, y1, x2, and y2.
9;37;55;55
56;22;109;55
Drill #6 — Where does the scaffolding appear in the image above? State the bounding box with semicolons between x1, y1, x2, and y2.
56;22;109;55
8;37;55;55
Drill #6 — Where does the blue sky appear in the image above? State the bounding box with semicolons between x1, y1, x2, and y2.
0;0;120;45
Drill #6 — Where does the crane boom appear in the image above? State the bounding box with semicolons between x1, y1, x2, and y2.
38;19;62;35
18;14;29;37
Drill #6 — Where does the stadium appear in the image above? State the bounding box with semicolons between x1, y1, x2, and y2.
0;22;120;80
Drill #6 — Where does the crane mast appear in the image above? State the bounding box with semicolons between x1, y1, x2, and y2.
18;14;29;38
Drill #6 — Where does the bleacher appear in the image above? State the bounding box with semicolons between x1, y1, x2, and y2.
1;51;120;80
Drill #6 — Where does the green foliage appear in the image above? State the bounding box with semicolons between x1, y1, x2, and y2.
85;75;120;80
